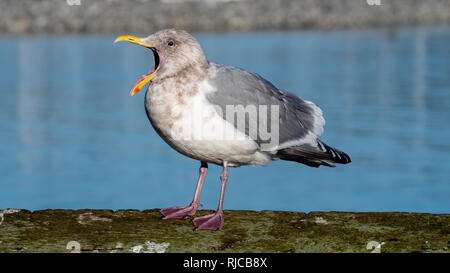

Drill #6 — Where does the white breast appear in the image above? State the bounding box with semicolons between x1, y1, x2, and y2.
145;79;271;166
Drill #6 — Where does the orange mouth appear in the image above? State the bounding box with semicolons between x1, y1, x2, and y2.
114;35;161;96
129;49;161;96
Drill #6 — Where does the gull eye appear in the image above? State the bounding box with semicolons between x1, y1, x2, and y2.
168;40;174;47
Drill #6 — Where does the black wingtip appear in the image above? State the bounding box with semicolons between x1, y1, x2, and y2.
276;140;351;168
317;139;351;165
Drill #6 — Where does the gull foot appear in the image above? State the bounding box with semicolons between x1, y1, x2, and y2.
160;204;198;219
193;211;224;230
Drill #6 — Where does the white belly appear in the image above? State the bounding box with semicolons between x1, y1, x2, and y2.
145;80;271;166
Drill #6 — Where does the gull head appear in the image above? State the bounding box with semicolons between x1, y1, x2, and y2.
114;29;208;96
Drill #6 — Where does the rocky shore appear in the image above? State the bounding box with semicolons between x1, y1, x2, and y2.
0;0;449;34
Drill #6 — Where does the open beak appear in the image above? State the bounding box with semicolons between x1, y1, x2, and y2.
114;35;159;96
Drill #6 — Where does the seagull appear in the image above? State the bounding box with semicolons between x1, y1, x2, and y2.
114;29;351;230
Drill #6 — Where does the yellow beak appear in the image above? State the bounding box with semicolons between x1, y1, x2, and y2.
114;35;156;96
114;35;151;48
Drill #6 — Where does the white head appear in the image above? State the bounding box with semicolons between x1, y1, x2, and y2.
115;29;209;96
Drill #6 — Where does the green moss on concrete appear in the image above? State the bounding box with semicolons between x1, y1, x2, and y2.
0;209;448;253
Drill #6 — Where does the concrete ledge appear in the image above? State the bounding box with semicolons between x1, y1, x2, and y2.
0;209;448;253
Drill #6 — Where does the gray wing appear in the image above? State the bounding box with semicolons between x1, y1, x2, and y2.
206;63;351;167
207;63;325;151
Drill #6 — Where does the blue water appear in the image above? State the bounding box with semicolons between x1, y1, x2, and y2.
1;26;449;213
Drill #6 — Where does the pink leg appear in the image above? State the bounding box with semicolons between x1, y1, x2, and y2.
193;163;228;230
160;162;208;219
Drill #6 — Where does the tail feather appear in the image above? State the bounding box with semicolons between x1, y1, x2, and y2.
276;139;351;168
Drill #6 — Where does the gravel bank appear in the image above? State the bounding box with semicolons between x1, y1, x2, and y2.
0;0;449;34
